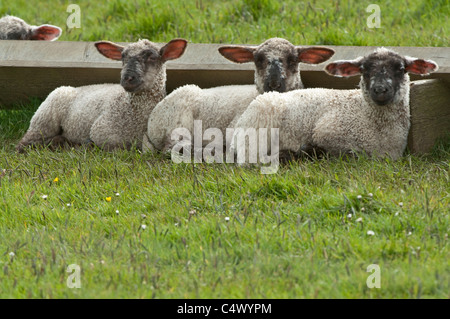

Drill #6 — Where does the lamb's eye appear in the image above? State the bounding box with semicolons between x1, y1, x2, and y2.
255;55;265;65
146;52;158;62
288;57;297;67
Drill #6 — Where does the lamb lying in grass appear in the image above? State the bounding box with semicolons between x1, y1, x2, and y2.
143;38;334;153
17;38;187;153
0;15;61;40
231;48;438;161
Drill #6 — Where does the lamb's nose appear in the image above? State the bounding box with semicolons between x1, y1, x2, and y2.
125;75;136;84
270;82;281;90
373;86;388;94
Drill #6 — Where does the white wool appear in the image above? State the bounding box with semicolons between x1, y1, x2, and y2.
144;84;259;151
17;40;169;152
232;77;411;160
143;38;334;153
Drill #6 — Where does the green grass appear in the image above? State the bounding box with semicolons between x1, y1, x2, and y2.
0;0;448;45
1;103;449;298
0;0;449;299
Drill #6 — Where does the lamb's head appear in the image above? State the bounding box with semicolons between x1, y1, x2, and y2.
325;48;438;106
95;39;188;93
218;38;335;94
0;15;61;41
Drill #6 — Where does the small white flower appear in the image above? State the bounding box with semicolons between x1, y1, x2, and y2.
356;217;363;222
141;225;147;230
399;202;404;207
174;223;179;227
225;217;230;222
367;230;375;236
115;193;120;196
41;195;48;199
347;214;352;218
9;252;15;257
407;231;412;236
395;212;400;216
67;203;71;207
141;214;147;219
100;260;105;264
361;207;365;212
357;195;362;200
368;193;373;197
115;210;119;214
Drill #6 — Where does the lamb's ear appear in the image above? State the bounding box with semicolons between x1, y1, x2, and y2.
29;24;62;41
160;39;188;62
404;57;438;75
325;58;362;77
297;47;335;64
95;41;124;61
218;45;256;63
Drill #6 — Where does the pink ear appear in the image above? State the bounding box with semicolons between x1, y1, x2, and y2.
160;39;188;62
95;41;124;61
218;46;255;63
30;25;62;41
298;47;335;64
405;58;438;75
325;60;362;77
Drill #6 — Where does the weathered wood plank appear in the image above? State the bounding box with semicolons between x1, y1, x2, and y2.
408;79;450;154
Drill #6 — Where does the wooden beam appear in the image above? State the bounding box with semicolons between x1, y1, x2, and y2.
408;79;450;154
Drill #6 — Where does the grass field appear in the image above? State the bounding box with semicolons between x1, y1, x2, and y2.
0;0;449;299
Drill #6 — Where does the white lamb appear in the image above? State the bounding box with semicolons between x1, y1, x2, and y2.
0;15;61;40
143;38;335;153
231;48;438;161
17;38;187;152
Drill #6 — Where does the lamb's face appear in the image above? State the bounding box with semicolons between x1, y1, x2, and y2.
95;39;187;93
360;49;408;106
219;38;334;94
325;48;438;106
254;38;301;93
120;40;163;93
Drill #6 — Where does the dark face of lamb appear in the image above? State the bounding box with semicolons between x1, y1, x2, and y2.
119;41;164;92
253;41;300;93
325;48;438;106
360;51;409;105
219;38;335;94
95;39;188;93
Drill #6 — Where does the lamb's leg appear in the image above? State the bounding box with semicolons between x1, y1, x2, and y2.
16;87;75;153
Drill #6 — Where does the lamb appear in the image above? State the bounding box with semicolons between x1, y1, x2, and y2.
0;15;61;40
143;37;335;153
231;48;438;162
16;38;188;152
